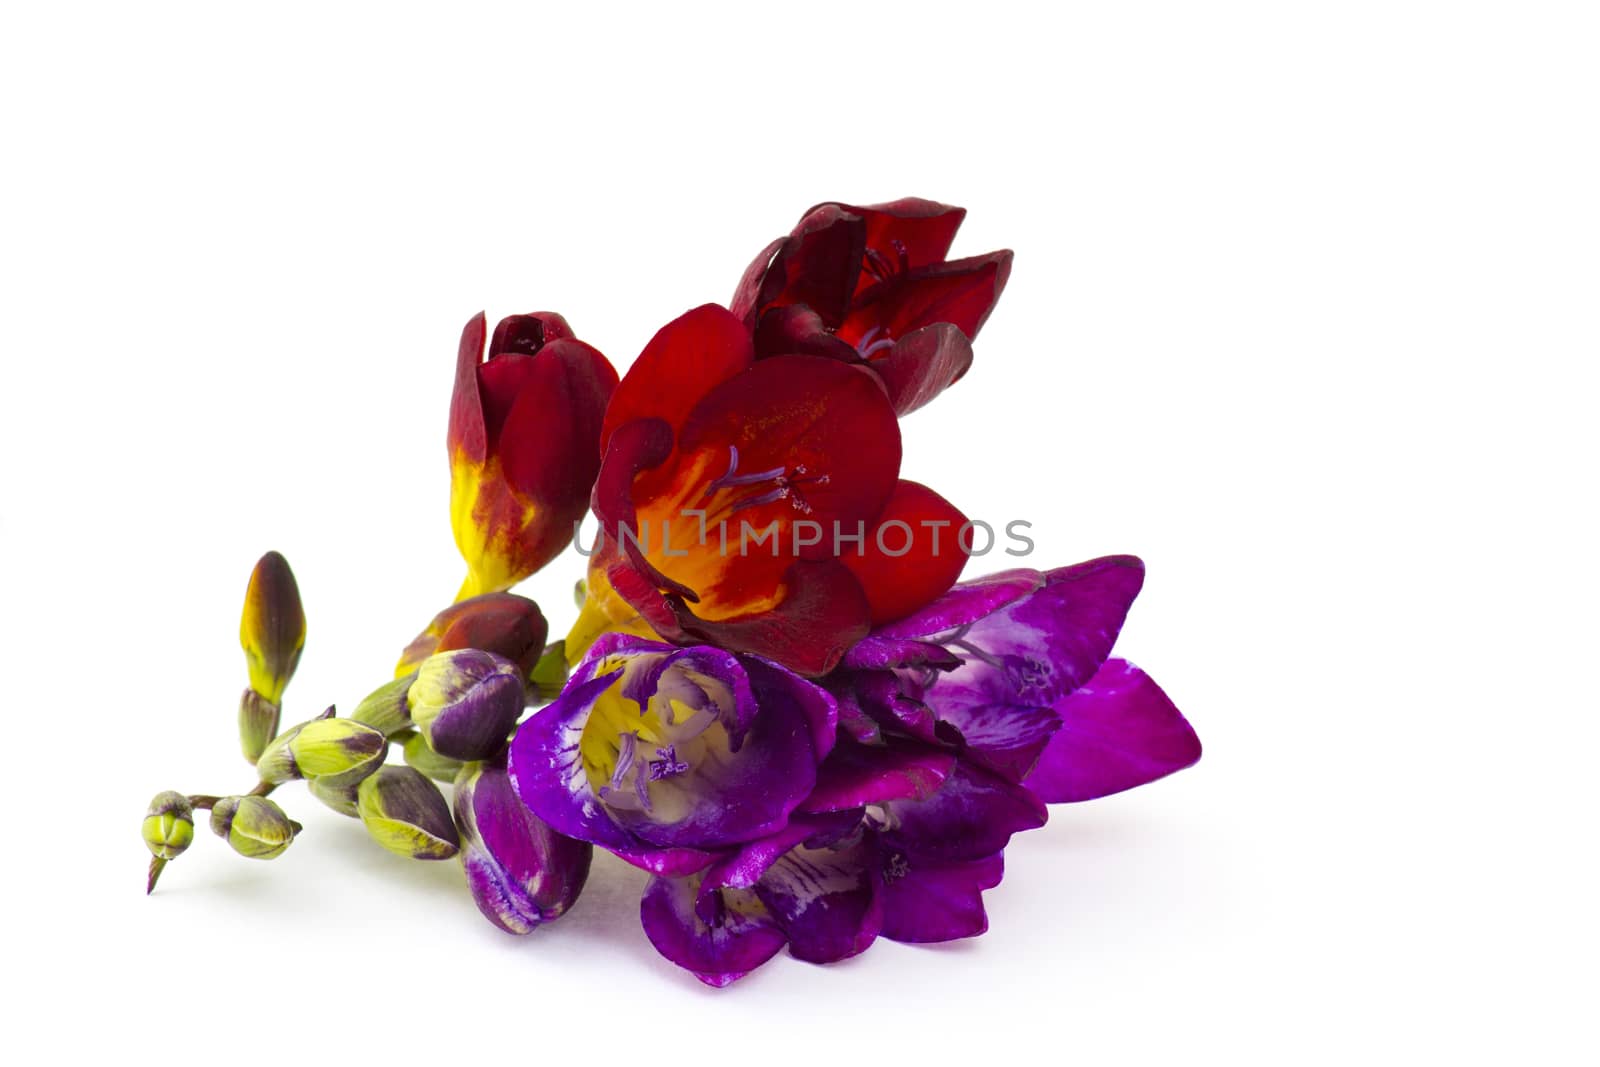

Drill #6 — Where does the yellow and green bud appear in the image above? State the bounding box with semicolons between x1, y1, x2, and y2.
308;776;361;818
402;731;465;784
240;550;306;705
237;688;281;765
210;796;301;859
356;766;460;860
408;649;524;761
256;716;386;787
142;791;194;860
529;641;569;705
351;674;414;737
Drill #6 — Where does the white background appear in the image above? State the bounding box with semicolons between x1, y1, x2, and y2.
2;2;1595;1063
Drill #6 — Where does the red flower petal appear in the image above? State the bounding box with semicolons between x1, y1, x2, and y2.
600;304;754;453
841;250;1014;345
677;354;901;536
869;323;974;416
667;559;872;678
449;312;488;462
841;480;969;626
842;197;967;273
753;305;861;362
488;311;574;357
498;338;618;513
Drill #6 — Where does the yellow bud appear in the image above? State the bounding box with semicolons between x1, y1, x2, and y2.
241;551;305;704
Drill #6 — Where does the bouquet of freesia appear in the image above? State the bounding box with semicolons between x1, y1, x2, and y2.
141;199;1201;986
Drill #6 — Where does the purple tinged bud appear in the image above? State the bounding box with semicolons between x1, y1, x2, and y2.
210;796;301;859
240;551;305;705
356;766;460;860
454;759;591;933
408;650;525;761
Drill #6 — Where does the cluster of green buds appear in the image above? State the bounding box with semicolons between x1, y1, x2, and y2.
143;551;557;893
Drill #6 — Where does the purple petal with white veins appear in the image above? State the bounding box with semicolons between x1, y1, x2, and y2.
879;759;1047;865
879;851;1004;943
1025;658;1201;803
800;738;956;813
508;668;636;852
916;556;1145;779
755;833;882;964
641;873;787;987
698;810;864;919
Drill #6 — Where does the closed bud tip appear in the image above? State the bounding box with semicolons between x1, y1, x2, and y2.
351;674;414;737
409;650;524;761
455;760;591;933
356;766;460;860
395;593;549;680
142;791;195;861
257;717;386;786
209;796;300;859
240;551;306;705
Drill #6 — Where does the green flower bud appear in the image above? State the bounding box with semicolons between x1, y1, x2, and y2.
402;731;464;784
308;776;361;818
356;766;460;860
351;674;414;737
240;551;305;705
210;796;300;859
237;688;281;765
257;716;386;786
142;791;194;860
528;641;569;705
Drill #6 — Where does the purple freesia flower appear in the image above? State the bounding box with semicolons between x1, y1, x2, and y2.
632;556;1201;985
509;560;1197;987
508;634;836;874
839;555;1202;796
639;742;1046;986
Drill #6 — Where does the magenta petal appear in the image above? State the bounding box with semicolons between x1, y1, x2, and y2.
880;760;1046;865
839;636;961;672
864;569;1043;644
641;873;786;987
1025;659;1201;803
918;557;1146;760
699;811;864;913
755;834;882;964
610;845;718;878
880;852;1004;944
456;760;592;934
800;739;956;813
743;655;838;763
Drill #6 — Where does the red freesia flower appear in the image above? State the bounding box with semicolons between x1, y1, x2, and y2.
730;198;1013;416
449;312;619;600
567;304;969;677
